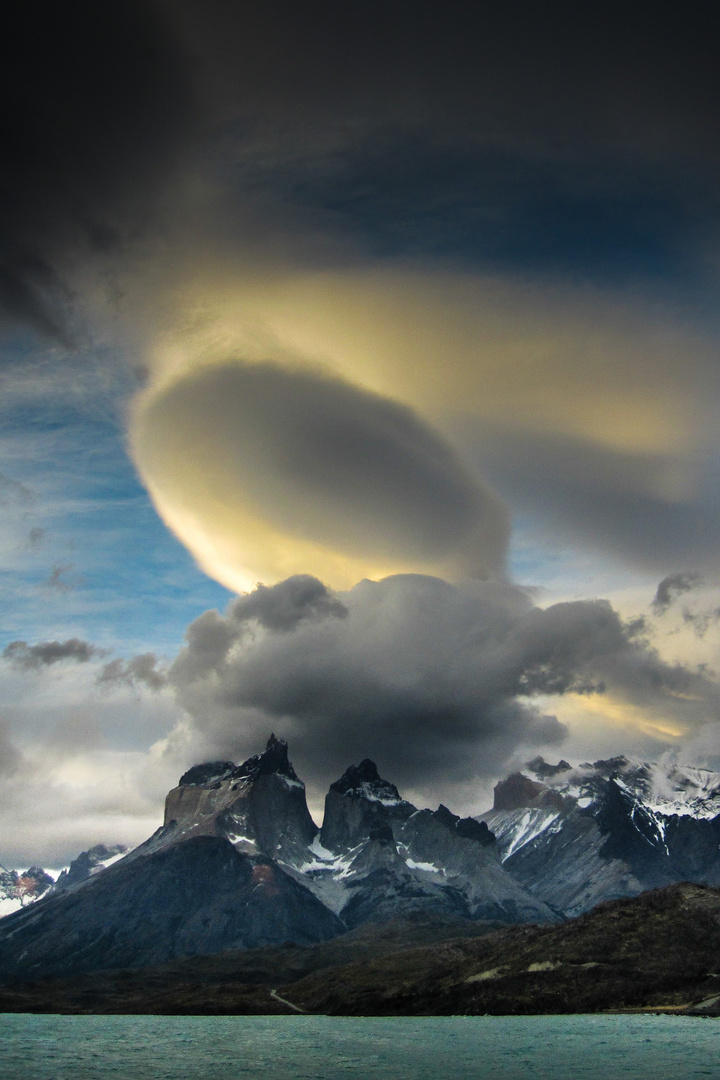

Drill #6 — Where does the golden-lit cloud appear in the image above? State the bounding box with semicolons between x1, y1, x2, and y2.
128;264;720;587
557;692;689;743
146;267;711;457
130;355;510;591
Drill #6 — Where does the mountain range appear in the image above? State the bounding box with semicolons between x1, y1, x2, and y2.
3;736;720;986
482;754;720;917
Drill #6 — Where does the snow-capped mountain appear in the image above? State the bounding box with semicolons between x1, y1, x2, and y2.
0;736;556;981
479;755;720;916
53;843;130;890
0;844;131;921
293;758;554;925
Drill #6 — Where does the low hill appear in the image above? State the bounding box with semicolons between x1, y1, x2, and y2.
3;883;720;1015
286;881;720;1015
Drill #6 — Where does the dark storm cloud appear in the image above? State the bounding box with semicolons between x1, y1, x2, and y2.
2;638;104;671
158;1;720;295
6;0;720;343
0;0;190;337
169;574;716;790
97;654;168;693
170;578;348;684
653;573;704;614
232;133;714;291
170;0;720;155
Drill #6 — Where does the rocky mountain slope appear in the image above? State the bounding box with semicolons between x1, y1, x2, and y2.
479;755;720;916
0;835;343;982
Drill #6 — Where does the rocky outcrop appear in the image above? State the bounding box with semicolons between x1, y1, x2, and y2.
493;772;547;810
162;734;319;867
398;807;555;923
301;760;558;926
493;772;567;812
319;759;415;851
177;761;236;786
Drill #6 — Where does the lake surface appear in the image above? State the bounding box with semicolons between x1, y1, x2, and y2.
0;1014;718;1079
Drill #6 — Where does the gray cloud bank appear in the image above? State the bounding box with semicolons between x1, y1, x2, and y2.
97;654;167;693
169;573;717;791
2;571;719;862
458;423;720;577
1;640;167;691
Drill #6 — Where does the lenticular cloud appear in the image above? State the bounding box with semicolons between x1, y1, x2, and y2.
130;359;510;591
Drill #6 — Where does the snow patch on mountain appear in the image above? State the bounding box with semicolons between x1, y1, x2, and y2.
354;783;404;806
405;858;444;874
500;810;563;861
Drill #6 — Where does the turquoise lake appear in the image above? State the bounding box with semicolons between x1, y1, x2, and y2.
1;1014;719;1080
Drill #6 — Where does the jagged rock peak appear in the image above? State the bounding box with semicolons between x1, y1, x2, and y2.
54;844;128;890
434;804;495;846
588;755;631;776
330;759;403;803
235;733;300;783
434;804;460;828
177;735;301;790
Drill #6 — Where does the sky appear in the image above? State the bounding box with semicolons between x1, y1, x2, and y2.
3;0;720;865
